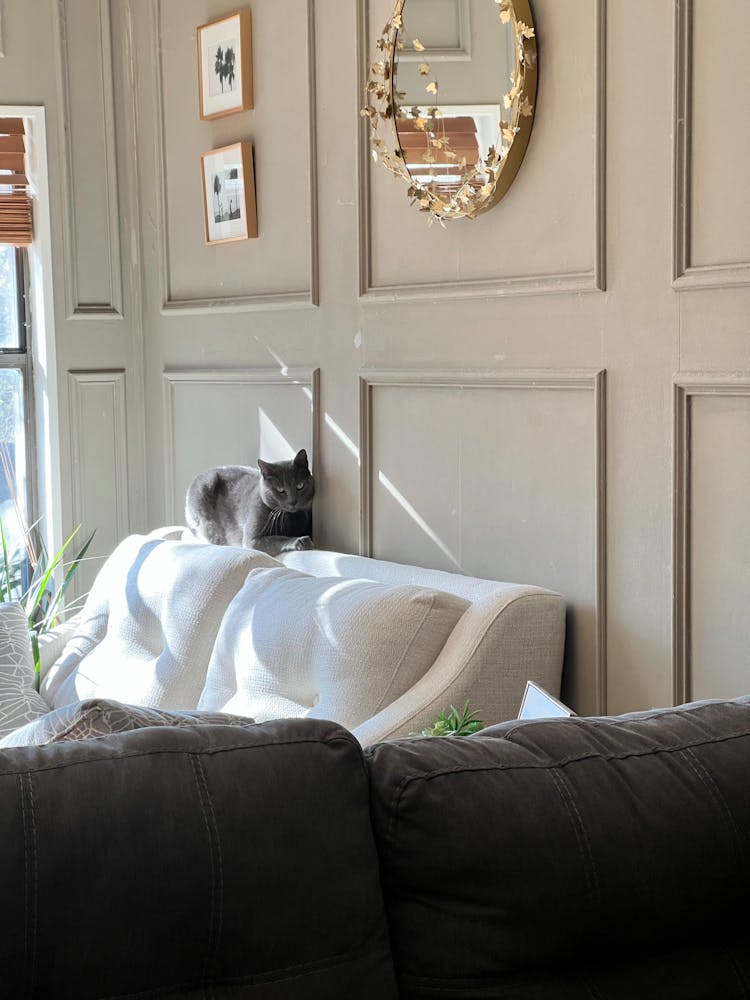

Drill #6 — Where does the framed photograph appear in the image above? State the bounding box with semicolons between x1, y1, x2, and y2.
201;142;258;244
197;9;253;120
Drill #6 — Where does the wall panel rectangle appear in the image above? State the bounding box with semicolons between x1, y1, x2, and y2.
358;0;606;300
155;0;318;312
68;371;130;594
163;369;320;524
674;380;750;702
360;370;606;716
673;0;750;288
57;0;123;317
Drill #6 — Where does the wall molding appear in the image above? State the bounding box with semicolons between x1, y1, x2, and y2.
672;0;750;290
162;367;321;522
153;0;319;315
67;370;130;537
359;368;608;713
397;0;472;62
55;0;124;319
356;0;607;302
115;0;149;532
672;376;750;704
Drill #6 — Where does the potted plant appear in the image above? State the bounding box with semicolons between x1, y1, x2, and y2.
0;516;94;684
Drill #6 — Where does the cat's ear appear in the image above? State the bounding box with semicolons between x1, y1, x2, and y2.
294;449;308;469
257;459;272;478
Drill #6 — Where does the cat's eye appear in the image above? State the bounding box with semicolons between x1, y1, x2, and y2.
296;482;304;491
275;486;285;494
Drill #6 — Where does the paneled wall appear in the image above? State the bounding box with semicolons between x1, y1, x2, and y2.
163;369;319;522
0;0;748;716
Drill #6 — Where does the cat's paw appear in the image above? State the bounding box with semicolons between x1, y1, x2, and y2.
293;535;315;550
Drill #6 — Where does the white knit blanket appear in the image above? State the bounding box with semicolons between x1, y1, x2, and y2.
41;533;281;711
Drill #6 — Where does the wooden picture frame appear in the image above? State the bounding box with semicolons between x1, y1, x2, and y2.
200;142;258;244
197;9;253;120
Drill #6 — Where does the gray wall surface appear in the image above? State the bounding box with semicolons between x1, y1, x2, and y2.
0;0;748;715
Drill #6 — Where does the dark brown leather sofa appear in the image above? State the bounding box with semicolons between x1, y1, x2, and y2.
1;696;748;999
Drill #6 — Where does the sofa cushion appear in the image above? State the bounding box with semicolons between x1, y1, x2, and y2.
0;601;49;737
0;697;255;747
0;719;397;999
41;534;283;711
198;566;470;730
365;696;750;999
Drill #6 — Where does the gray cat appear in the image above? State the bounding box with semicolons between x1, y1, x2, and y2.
185;449;315;556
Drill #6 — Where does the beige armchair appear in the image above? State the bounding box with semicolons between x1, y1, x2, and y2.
38;531;565;745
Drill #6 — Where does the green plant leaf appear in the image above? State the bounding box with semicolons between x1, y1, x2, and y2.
0;517;13;603
38;530;95;632
23;525;81;625
419;700;484;737
0;513;91;639
30;629;41;688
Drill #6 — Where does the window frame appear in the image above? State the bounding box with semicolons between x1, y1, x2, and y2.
0;245;37;529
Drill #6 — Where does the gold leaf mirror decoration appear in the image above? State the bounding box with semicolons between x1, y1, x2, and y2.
362;0;537;223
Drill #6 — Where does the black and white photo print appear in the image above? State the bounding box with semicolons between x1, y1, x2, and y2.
197;10;253;119
201;143;258;243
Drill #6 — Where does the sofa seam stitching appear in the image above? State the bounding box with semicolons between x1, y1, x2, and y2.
681;746;743;870
374;592;563;739
549;767;600;909
0;733;359;778
582;973;606;1000
499;702;750;740
97;938;391;998
384;774;412;871
199;758;224;978
377;729;750;795
371;593;436;715
190;754;221;987
19;773;30;996
724;944;750;998
26;771;38;999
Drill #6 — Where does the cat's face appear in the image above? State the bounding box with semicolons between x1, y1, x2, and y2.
257;449;315;513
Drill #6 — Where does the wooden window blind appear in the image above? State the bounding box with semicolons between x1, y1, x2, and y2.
0;118;33;246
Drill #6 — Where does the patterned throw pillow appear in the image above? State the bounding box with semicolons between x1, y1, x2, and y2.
0;698;255;748
0;602;50;738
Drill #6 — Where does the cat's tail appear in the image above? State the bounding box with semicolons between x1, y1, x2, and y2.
185;470;227;542
200;470;226;508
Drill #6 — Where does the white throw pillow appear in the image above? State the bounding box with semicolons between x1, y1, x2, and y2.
41;534;283;711
198;566;470;730
0;601;50;737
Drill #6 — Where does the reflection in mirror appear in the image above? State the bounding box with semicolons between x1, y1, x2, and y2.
394;0;514;199
363;0;537;223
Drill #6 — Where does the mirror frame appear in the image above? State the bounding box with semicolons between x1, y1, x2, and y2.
362;0;537;223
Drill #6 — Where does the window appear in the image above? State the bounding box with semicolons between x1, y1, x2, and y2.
0;243;34;553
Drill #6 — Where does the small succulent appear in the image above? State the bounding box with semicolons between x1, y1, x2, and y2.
420;701;484;738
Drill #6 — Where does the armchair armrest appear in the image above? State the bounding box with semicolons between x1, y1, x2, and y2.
352;589;565;746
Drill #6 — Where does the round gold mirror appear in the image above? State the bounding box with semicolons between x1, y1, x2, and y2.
362;0;537;223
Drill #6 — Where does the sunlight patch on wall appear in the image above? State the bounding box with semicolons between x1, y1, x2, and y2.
258;407;295;461
258;342;289;375
377;470;461;569
325;412;359;462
